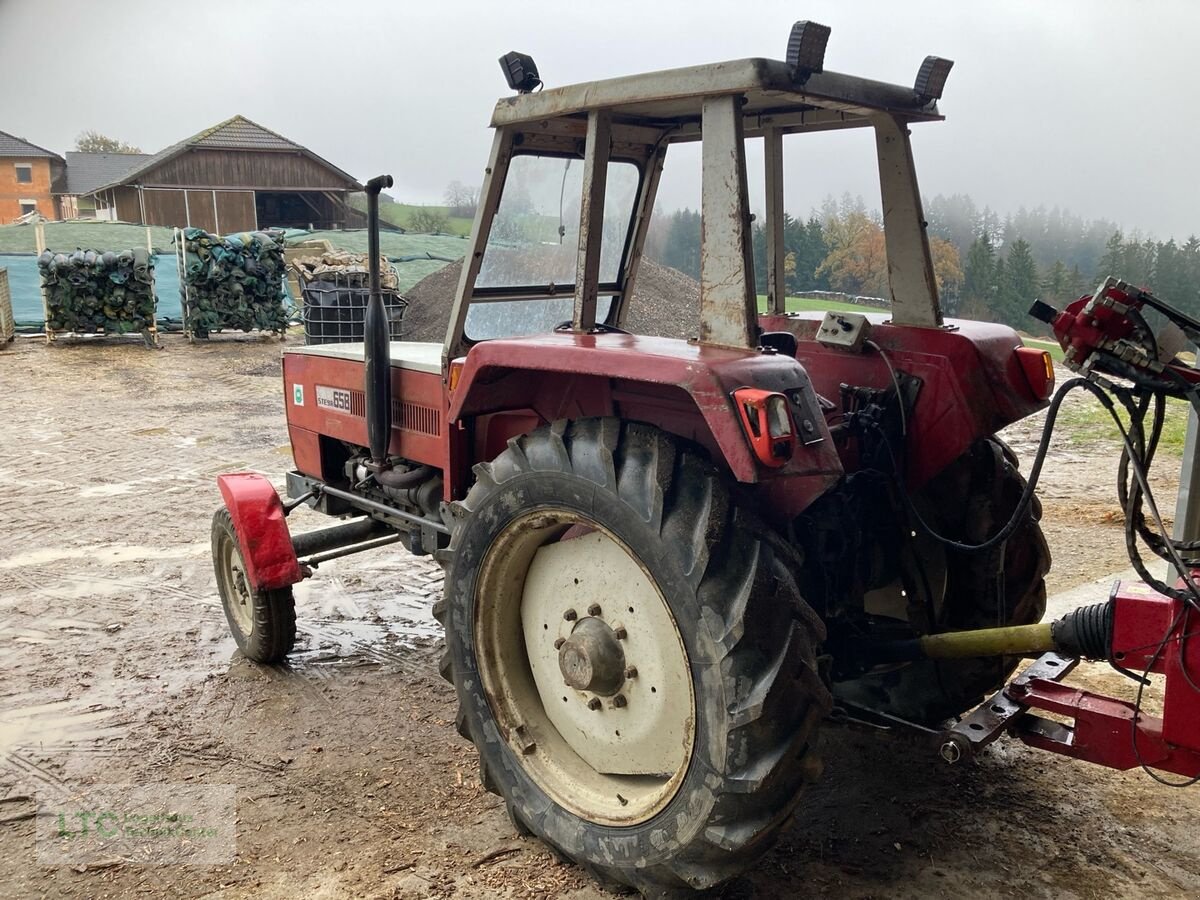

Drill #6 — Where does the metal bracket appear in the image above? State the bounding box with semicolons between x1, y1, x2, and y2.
938;652;1079;764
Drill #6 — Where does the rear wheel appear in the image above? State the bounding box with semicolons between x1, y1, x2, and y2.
436;419;830;896
833;437;1050;724
211;507;296;663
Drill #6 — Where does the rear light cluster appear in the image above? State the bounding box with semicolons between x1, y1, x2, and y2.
1015;346;1055;401
733;388;796;467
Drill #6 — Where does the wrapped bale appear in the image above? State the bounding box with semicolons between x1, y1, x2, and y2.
178;227;289;337
37;247;156;335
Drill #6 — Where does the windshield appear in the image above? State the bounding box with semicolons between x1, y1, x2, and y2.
467;153;640;340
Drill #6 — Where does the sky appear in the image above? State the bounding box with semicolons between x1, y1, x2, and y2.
1;0;1197;239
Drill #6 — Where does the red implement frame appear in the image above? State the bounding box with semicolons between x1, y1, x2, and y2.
216;473;302;593
947;580;1200;778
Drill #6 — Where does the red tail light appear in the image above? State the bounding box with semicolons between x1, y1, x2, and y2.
733;388;796;467
1015;346;1055;401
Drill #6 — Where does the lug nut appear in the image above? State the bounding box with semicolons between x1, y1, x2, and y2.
624;666;638;679
587;603;602;617
613;626;627;640
612;694;627;708
554;638;565;650
587;697;602;711
563;608;577;621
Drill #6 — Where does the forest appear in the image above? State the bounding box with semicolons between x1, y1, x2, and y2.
647;193;1200;333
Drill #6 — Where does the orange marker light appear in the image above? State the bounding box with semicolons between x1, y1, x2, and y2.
1015;346;1055;401
732;388;796;467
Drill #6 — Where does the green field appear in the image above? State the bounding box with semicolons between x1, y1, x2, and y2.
756;294;888;314
351;196;473;236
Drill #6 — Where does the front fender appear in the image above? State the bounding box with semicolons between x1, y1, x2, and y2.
217;473;302;592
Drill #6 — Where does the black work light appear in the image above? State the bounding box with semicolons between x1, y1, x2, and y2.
914;55;954;102
500;51;542;93
786;20;831;81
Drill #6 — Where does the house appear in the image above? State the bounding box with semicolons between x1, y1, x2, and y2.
85;115;362;232
58;151;151;219
0;131;66;224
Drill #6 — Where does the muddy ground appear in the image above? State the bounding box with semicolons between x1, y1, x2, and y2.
1;335;1197;899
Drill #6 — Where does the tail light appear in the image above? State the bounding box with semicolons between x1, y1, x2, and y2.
733;388;796;467
1015;346;1055;401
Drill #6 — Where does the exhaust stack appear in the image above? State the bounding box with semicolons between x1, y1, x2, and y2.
363;174;393;469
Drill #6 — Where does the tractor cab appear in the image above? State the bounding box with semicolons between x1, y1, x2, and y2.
443;22;952;370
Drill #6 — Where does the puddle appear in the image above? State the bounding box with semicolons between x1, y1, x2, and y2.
0;542;208;570
0;700;123;756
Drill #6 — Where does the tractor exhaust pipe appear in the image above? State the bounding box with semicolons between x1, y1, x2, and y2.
364;174;394;469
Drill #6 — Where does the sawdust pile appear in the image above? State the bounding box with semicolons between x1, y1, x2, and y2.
401;258;701;342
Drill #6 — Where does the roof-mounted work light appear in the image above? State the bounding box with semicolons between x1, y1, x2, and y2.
786;20;831;82
914;55;954;102
499;51;542;93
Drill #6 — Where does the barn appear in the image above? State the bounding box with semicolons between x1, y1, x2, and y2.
86;115;362;233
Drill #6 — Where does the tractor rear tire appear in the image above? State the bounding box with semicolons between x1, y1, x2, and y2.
834;437;1050;725
435;419;830;897
211;507;297;664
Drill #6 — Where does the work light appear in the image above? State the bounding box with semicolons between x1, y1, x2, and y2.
499;51;542;94
914;55;954;102
786;20;831;81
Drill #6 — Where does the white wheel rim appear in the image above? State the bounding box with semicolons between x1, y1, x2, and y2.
474;510;696;825
219;533;255;636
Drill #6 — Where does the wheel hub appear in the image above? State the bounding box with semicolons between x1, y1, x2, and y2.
558;617;626;695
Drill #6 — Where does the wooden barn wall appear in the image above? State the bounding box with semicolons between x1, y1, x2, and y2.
144;149;351;190
140;188;255;231
114;186;142;222
185;190;217;233
215;191;256;232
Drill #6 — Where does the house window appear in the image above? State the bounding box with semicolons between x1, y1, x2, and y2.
15;164;32;184
19;200;37;216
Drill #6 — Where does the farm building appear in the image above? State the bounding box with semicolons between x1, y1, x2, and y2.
85;115;362;233
58;151;151;220
0;131;66;224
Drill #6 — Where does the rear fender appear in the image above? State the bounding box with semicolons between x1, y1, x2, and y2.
217;473;302;592
448;333;843;516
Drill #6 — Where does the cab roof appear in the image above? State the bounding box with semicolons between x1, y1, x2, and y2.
490;56;945;140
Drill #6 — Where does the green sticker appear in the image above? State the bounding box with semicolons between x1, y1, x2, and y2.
293;384;304;406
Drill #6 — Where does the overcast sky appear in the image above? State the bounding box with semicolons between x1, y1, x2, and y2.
2;0;1196;238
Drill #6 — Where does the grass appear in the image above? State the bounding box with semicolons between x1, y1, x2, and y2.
756;294;888;314
0;220;177;254
1055;392;1191;455
350;196;473;236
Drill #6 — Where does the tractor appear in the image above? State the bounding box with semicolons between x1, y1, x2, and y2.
212;22;1200;897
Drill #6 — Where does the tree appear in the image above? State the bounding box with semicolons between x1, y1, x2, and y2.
817;211;887;296
999;238;1039;327
929;237;964;309
75;130;142;153
443;181;480;218
409;207;449;233
662;208;702;279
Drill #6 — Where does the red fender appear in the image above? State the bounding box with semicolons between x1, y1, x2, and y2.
216;473;302;592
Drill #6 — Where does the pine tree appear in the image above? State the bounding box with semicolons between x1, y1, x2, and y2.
1002;239;1040;327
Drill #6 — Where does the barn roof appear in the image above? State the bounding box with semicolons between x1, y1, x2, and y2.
0;130;64;161
63;151;152;195
89;115;361;193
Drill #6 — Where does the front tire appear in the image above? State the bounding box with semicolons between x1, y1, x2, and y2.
436;419;830;896
211;507;296;663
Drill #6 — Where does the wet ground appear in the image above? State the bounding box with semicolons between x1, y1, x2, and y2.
1;335;1197;898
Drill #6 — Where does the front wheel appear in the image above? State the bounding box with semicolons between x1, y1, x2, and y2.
436;419;830;897
211;507;296;663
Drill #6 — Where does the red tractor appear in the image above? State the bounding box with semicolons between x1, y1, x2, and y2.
212;23;1200;896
